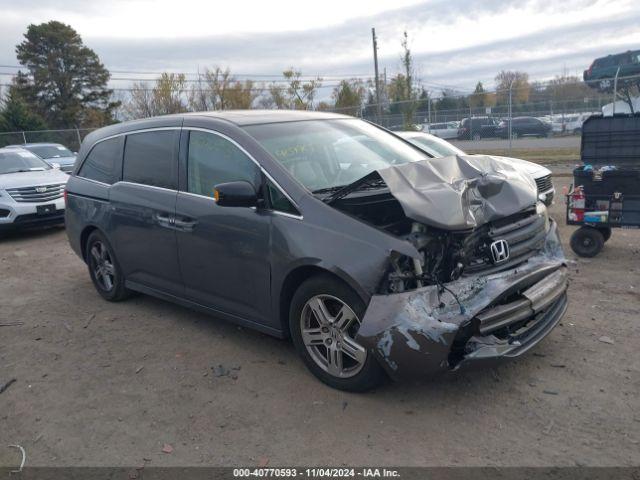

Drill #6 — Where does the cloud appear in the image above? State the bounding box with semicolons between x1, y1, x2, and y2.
0;0;637;97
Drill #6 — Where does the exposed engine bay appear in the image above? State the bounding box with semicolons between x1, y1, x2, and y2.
320;155;545;294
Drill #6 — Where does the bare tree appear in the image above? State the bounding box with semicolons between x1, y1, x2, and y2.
189;67;261;111
265;69;322;110
123;73;187;119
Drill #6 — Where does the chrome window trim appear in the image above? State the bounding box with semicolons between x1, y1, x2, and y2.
76;176;111;187
81;125;303;220
116;180;179;194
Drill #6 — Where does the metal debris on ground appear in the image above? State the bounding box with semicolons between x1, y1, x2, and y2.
8;444;26;473
135;366;144;374
598;336;615;344
0;322;24;327
0;378;17;395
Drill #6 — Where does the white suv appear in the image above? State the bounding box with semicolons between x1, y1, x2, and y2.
0;147;69;231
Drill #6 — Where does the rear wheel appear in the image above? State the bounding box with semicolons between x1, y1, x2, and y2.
86;230;132;301
289;275;385;392
570;227;604;257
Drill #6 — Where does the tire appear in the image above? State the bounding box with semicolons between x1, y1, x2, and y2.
289;274;385;392
86;230;132;301
570;227;604;258
472;133;481;141
598;227;612;242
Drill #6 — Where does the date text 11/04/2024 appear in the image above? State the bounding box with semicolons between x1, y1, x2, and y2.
232;468;401;478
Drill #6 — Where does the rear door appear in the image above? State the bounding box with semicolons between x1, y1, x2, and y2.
174;128;272;325
109;128;183;295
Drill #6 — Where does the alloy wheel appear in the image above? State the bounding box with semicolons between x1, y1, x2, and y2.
300;294;367;378
90;241;115;292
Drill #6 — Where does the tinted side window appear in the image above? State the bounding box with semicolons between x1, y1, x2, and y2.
123;130;178;189
187;131;260;198
78;137;120;184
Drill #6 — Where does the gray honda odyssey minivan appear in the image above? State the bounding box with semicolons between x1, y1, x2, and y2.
66;110;568;391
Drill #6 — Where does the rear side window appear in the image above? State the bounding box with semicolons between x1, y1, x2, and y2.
78;137;121;184
123;130;178;189
187;130;260;198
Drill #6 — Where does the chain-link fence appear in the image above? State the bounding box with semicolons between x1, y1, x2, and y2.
0;128;97;150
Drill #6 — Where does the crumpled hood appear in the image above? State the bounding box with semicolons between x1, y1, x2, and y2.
376;154;538;231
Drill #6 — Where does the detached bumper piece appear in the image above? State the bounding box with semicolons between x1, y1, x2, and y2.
476;268;567;336
462;268;568;363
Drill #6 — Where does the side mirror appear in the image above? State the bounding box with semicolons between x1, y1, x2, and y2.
214;181;258;208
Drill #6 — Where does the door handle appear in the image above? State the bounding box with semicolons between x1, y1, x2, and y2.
173;217;198;231
154;212;175;229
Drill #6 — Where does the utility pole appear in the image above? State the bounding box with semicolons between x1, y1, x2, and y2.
508;80;514;152
372;28;381;121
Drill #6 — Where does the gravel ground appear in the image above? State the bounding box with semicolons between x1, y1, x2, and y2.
1;177;639;468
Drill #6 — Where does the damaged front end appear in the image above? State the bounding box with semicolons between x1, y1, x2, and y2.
325;155;568;379
357;221;567;379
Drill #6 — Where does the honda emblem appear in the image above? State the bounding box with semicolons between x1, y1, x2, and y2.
490;239;510;264
35;186;47;193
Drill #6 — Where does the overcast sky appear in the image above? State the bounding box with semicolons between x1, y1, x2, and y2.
0;0;638;97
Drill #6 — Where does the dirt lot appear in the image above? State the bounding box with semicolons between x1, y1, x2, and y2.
1;176;639;468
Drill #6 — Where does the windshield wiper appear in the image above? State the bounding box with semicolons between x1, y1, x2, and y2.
312;185;347;194
322;171;387;205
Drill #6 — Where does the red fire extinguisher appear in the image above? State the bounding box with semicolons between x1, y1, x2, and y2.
569;185;585;222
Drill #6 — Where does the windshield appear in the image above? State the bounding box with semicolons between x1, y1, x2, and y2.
405;135;465;158
244;119;428;192
0;150;50;174
25;144;74;159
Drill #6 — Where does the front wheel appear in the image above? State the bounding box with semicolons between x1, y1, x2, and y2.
289;275;385;392
86;230;132;301
570;227;604;257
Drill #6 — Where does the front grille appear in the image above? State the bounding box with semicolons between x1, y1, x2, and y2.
464;209;547;275
6;183;65;203
535;174;553;193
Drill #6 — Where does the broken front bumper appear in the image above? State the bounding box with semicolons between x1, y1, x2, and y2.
356;220;567;380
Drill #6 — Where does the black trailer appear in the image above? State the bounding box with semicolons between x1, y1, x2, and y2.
567;114;640;257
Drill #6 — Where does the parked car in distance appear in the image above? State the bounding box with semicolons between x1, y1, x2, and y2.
397;131;555;206
0;147;68;231
496;116;552;139
423;121;459;139
584;49;640;91
550;113;592;135
457;116;499;140
65;111;567;392
6;143;76;173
